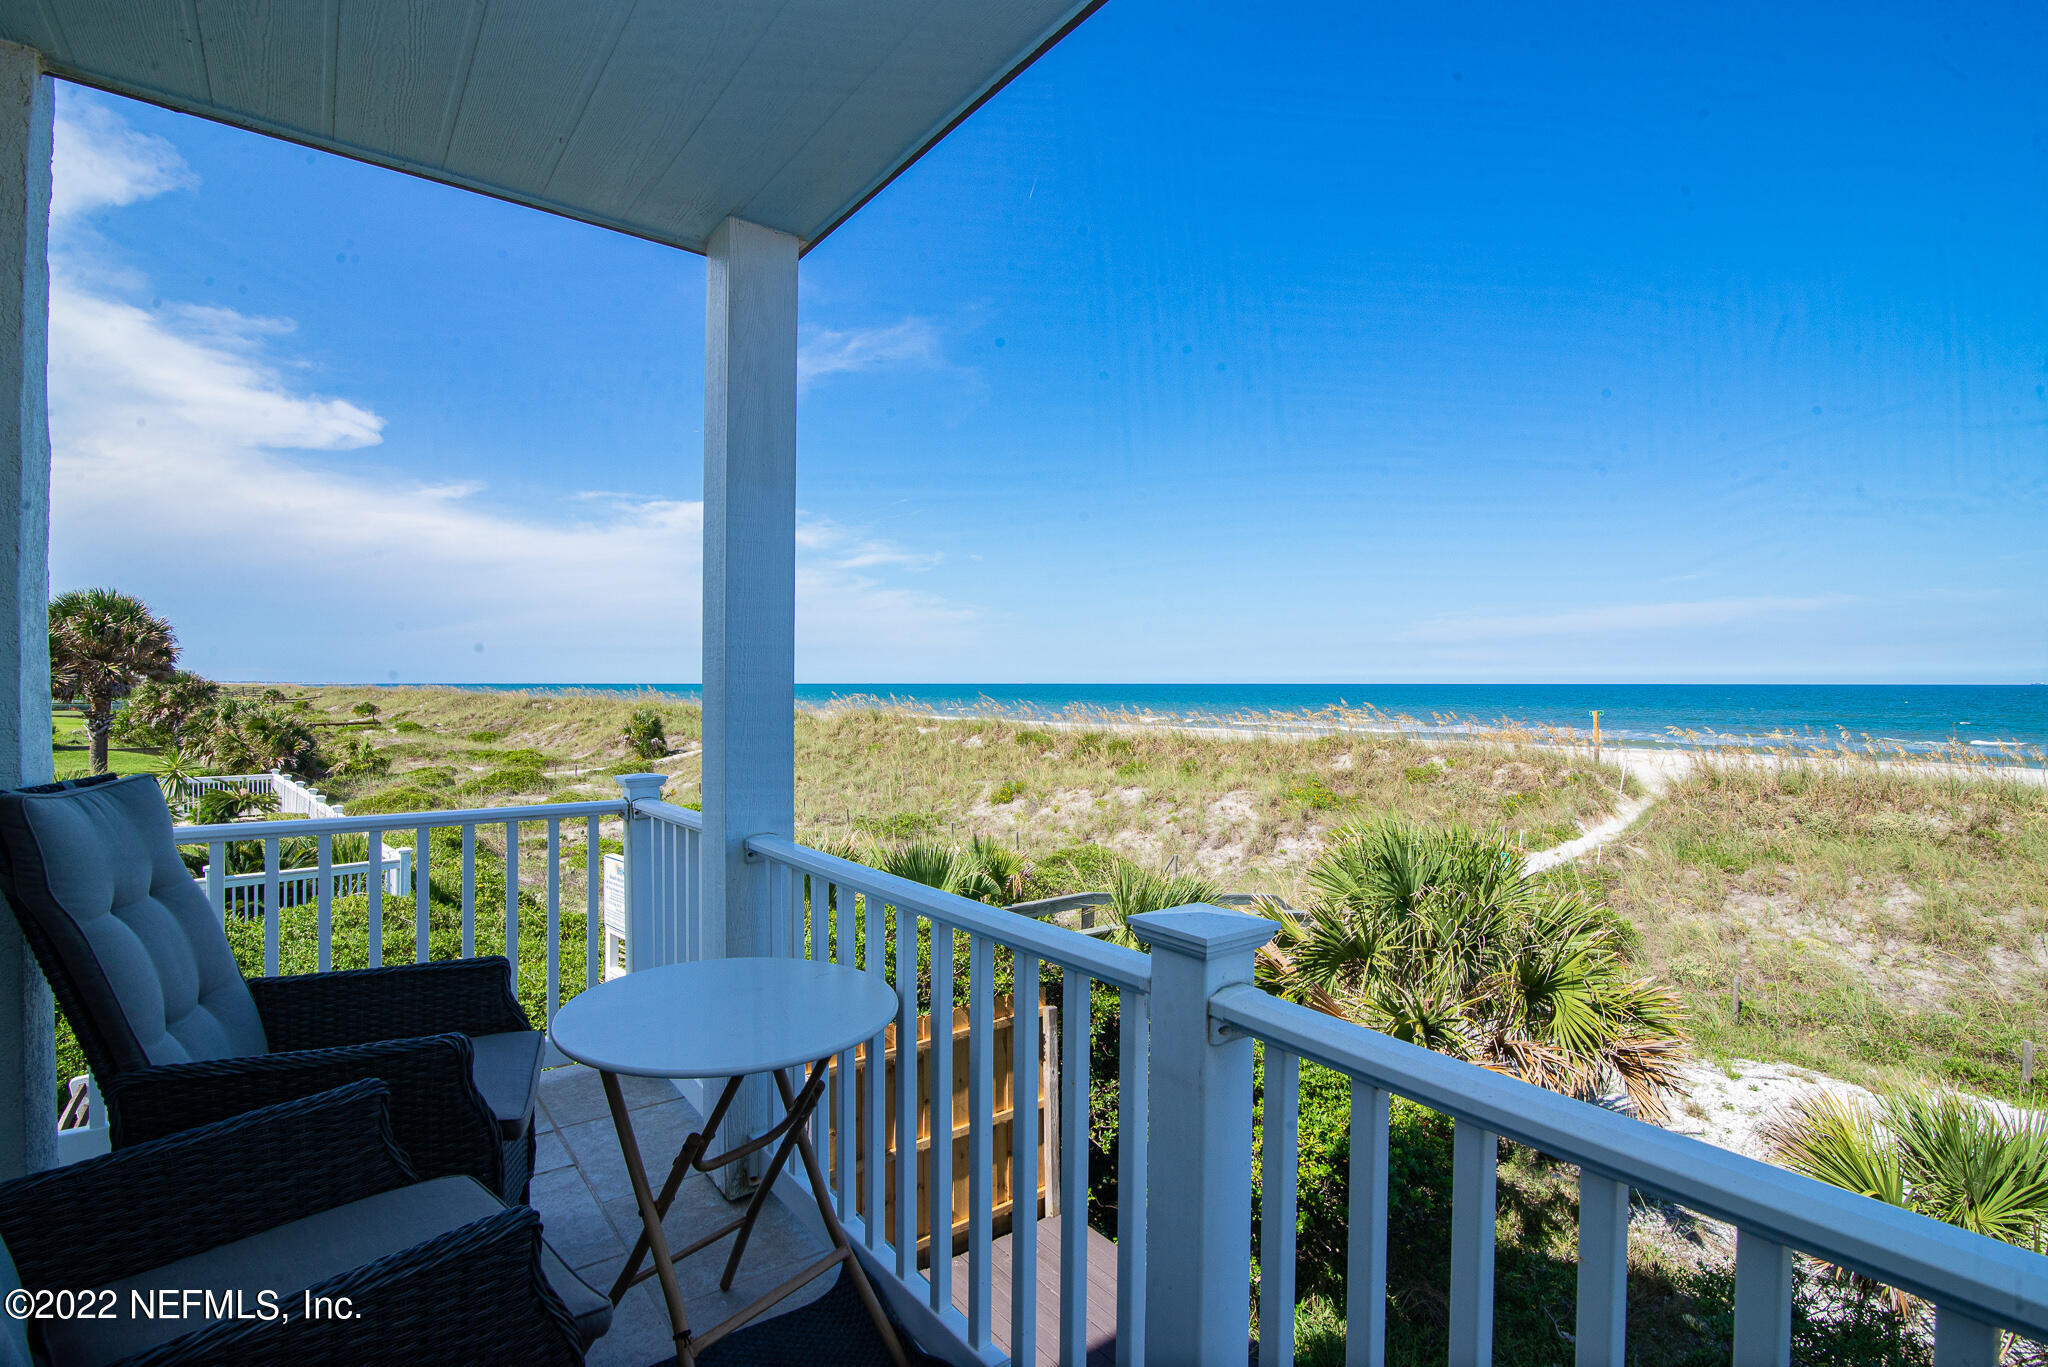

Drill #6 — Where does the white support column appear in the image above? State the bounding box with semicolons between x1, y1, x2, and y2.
701;215;798;1192
0;39;51;1179
1128;906;1276;1366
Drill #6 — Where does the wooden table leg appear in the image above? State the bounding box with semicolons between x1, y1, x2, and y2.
610;1074;746;1304
775;1067;909;1367
602;1070;696;1365
719;1061;829;1290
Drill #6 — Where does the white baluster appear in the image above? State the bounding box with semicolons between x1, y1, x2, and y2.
1116;986;1148;1367
461;824;477;959
545;819;561;1026
583;815;601;992
366;825;383;968
262;839;281;977
502;821;518;980
414;827;431;963
1575;1173;1630;1367
835;882;857;1217
1259;1049;1299;1367
1731;1230;1792;1367
927;921;955;1317
1012;951;1041;1367
1346;1082;1389;1367
895;902;918;1280
1449;1121;1498;1367
1059;969;1090;1367
206;840;225;924
314;832;333;973
968;932;995;1351
1933;1306;2001;1367
864;893;886;1250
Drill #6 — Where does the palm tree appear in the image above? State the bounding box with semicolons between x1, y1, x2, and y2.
49;589;178;774
859;835;1028;906
121;670;220;750
1100;858;1224;949
1253;818;1690;1120
1768;1089;2048;1248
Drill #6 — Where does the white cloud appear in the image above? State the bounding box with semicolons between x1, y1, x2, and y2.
1401;594;1857;643
798;318;944;390
52;97;197;221
48;101;979;680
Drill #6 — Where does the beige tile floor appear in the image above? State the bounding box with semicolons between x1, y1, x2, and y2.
532;1065;838;1367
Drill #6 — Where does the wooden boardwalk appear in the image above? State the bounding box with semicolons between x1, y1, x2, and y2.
950;1216;1120;1366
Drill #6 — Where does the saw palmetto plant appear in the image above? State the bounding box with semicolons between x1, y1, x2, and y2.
1251;818;1690;1119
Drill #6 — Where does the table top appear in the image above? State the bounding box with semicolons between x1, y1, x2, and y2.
548;957;899;1078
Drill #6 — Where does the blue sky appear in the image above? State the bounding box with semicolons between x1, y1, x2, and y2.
46;0;2048;685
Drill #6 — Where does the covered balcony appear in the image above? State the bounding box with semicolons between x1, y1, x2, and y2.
0;3;2039;1366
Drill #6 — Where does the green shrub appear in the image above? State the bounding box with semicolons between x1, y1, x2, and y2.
990;780;1027;805
1401;763;1442;785
1114;760;1147;779
855;811;941;840
351;701;379;718
567;836;624;871
1012;728;1055;750
461;764;549;796
394;720;425;734
466;730;502;743
334;735;390;780
624;708;669;760
1252;1058;1454;1301
353;787;448;814
473;747;550;767
1073;732;1135;759
1283;776;1342;810
1018;844;1119;901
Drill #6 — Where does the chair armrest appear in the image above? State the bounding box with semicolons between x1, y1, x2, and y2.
0;1082;414;1291
248;957;532;1052
121;1206;586;1367
104;1034;504;1194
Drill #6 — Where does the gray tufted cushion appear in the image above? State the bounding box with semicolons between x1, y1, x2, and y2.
0;774;267;1074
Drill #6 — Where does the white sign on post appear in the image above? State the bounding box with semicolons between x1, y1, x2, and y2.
601;852;627;978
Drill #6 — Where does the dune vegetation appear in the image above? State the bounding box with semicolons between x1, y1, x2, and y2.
189;683;2045;1106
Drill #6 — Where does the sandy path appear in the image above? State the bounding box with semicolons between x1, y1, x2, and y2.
1523;748;1685;872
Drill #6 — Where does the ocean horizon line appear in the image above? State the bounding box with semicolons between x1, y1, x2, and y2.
257;681;2048;757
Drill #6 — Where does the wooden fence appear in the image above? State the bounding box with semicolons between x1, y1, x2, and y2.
828;995;1060;1265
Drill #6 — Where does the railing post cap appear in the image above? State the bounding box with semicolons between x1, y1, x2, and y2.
614;773;667;801
1128;905;1276;958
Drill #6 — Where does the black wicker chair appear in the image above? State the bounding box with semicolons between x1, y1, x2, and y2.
0;774;540;1203
0;1081;608;1366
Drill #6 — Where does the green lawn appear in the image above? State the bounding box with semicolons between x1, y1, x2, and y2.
51;711;157;779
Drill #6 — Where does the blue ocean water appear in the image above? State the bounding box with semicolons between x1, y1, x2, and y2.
450;683;2048;755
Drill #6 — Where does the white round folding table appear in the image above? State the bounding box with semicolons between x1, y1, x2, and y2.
549;957;907;1367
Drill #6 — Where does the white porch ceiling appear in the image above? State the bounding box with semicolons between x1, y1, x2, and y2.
0;0;1102;252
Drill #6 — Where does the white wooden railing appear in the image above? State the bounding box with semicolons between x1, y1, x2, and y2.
1187;919;2048;1367
746;834;1153;1367
618;778;705;973
172;796;623;1022
62;777;697;1159
175;770;347;819
175;772;413;916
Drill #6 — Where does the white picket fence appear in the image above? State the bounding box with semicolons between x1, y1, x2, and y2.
174;773;409;917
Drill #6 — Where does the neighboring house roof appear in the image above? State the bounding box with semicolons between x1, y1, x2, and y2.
0;0;1104;253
